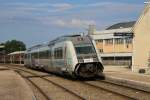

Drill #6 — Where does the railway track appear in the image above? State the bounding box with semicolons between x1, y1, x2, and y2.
81;82;136;100
3;64;150;100
16;70;50;100
82;80;150;100
5;65;86;100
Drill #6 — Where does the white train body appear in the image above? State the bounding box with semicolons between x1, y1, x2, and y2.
24;35;104;78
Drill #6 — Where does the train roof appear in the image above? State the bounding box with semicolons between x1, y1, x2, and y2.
28;42;48;51
48;34;83;46
27;34;91;51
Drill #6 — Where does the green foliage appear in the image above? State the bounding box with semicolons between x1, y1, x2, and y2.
4;40;26;54
0;43;5;45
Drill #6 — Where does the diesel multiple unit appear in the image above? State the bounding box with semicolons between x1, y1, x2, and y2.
24;35;104;78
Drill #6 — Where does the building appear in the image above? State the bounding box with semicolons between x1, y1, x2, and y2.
8;51;25;64
132;1;150;71
0;45;5;63
89;22;135;67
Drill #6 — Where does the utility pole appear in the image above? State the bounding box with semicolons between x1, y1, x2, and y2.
20;47;22;64
3;50;5;64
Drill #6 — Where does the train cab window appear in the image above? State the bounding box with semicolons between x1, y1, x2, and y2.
54;47;63;59
75;45;95;54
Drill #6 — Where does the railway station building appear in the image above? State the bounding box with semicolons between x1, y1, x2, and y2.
89;1;150;72
8;51;25;64
0;45;5;63
89;22;135;67
132;2;150;71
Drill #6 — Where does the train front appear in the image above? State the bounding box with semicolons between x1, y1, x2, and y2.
72;36;104;78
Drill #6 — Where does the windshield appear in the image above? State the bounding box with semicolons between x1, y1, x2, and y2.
75;45;95;54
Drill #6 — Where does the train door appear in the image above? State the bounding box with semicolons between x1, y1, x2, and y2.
31;53;35;67
53;46;64;73
45;46;54;72
29;53;32;67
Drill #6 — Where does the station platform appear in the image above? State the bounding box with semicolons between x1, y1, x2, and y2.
104;66;150;92
0;66;35;100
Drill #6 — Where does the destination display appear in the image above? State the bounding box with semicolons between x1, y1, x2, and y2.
114;33;134;37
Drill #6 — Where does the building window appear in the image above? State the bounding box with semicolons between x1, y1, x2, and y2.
126;38;132;44
54;47;63;59
95;39;103;44
98;39;103;43
115;38;123;44
99;49;103;53
105;39;113;45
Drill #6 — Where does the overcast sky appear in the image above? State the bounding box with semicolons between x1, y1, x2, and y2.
0;0;146;47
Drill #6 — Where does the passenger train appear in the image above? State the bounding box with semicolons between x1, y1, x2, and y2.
24;35;104;78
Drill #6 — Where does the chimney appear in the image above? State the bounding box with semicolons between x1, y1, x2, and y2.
88;25;96;35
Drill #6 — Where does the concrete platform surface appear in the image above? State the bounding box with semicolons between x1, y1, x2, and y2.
104;66;150;92
0;67;35;100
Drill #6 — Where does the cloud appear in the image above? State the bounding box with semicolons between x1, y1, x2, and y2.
52;19;96;28
1;2;73;12
0;2;74;23
0;2;143;17
0;1;144;30
36;16;96;28
74;2;143;13
51;3;73;11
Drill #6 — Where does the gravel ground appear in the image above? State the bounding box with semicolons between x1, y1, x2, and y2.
24;79;47;100
2;64;150;100
0;69;34;100
86;81;150;100
45;76;130;100
18;70;128;100
104;71;150;83
11;66;129;100
30;78;81;100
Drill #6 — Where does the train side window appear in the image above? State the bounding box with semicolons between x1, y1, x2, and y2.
46;50;49;58
49;50;51;58
31;52;38;59
39;50;49;59
24;54;27;59
27;54;30;59
54;47;63;59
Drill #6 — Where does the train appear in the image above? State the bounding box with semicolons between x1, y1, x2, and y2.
24;35;104;78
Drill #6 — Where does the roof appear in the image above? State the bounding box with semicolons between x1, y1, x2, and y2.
94;28;132;35
91;28;133;39
8;51;26;55
106;21;136;30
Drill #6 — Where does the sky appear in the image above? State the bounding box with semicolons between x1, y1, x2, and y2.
0;0;147;47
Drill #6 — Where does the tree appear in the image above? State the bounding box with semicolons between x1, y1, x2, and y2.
5;40;26;54
0;43;5;45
